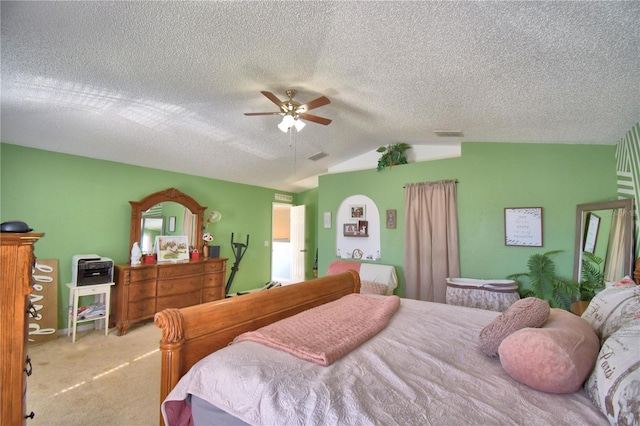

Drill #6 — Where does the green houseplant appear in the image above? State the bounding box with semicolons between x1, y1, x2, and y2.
579;251;606;301
507;250;580;311
376;143;412;171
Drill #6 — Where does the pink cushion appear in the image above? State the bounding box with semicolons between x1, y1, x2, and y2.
499;309;600;394
479;297;550;357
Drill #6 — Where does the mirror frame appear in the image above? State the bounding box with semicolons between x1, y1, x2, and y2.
573;198;635;283
129;188;207;254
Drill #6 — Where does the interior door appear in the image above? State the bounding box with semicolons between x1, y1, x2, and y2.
290;205;306;283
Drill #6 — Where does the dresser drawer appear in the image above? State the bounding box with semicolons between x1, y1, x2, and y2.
127;299;156;321
157;276;202;297
204;259;226;273
158;263;203;278
202;286;224;303
128;280;156;301
203;273;224;288
129;267;158;282
157;292;201;311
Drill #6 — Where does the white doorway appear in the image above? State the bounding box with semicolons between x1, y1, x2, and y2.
271;203;306;284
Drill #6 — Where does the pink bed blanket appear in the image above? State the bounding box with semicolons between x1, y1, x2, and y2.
233;294;400;366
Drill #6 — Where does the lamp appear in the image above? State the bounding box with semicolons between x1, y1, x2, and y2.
278;114;295;132
293;118;305;131
278;113;305;133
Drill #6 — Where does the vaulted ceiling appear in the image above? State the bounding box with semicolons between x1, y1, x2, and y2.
2;1;638;192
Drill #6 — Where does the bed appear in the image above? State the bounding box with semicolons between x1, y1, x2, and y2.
155;267;640;426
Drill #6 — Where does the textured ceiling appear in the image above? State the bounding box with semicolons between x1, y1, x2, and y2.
2;1;639;192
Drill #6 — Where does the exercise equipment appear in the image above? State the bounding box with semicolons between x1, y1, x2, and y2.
225;233;249;295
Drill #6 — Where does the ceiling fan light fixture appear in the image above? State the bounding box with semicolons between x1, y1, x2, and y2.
278;114;295;132
294;118;306;131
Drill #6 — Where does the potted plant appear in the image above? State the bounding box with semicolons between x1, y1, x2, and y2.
376;143;412;171
507;250;580;311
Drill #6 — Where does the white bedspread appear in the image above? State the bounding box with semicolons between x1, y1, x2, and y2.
163;298;607;426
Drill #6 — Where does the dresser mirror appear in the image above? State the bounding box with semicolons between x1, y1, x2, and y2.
573;198;635;286
129;188;207;255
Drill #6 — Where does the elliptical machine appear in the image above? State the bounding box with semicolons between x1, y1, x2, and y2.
225;233;249;295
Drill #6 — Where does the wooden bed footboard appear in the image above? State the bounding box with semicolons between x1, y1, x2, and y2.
154;270;361;420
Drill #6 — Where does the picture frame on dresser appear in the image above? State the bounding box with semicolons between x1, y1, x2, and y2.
155;235;189;262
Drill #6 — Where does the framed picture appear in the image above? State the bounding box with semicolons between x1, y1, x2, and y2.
358;220;368;235
504;207;543;247
155;235;190;262
583;213;601;254
168;216;176;232
343;223;358;236
349;205;366;220
386;209;397;229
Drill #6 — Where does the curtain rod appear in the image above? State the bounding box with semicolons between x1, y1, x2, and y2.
403;179;459;188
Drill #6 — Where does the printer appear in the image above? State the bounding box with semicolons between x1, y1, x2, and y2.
71;254;114;286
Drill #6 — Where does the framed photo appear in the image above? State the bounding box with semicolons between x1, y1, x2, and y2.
358;220;368;235
343;223;358;236
504;207;543;247
386;209;397;229
155;235;190;262
168;216;176;232
349;205;366;220
583;212;601;254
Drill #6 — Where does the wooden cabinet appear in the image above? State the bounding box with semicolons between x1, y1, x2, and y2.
1;232;44;425
113;258;226;335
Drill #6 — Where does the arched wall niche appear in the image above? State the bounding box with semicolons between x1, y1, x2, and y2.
336;195;381;261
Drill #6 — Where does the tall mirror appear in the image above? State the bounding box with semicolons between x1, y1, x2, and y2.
129;188;206;255
573;199;635;289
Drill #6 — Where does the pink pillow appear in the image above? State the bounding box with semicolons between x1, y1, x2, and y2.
499;309;600;394
479;297;550;357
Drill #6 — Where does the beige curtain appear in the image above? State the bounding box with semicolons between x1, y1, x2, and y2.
182;208;197;248
404;180;460;302
604;210;626;282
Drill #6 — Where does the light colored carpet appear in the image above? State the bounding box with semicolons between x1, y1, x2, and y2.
27;322;161;426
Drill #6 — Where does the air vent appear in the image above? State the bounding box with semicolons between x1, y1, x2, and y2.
307;151;328;161
274;193;293;202
434;130;464;137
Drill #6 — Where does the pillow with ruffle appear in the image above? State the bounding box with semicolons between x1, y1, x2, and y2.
499;309;599;394
479;297;550;357
581;282;640;341
585;316;640;425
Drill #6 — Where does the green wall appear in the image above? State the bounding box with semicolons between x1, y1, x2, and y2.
0;141;619;329
318;142;618;295
1;143;297;329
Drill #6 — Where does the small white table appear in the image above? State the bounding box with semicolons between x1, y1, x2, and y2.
66;282;114;343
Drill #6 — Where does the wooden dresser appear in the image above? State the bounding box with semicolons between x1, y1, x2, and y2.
1;232;43;425
113;258;227;335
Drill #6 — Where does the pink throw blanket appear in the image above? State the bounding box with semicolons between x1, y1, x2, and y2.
234;294;400;366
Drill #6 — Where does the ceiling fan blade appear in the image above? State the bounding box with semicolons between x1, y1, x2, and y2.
244;112;282;116
260;91;287;112
299;113;332;125
297;96;330;113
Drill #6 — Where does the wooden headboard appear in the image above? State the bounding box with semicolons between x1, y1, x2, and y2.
635;257;640;284
154;270;360;422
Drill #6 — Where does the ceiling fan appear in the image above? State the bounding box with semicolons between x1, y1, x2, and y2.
244;90;332;132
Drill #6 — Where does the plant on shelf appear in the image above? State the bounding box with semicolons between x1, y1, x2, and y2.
579;251;606;301
507;250;580;311
376;143;412;171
